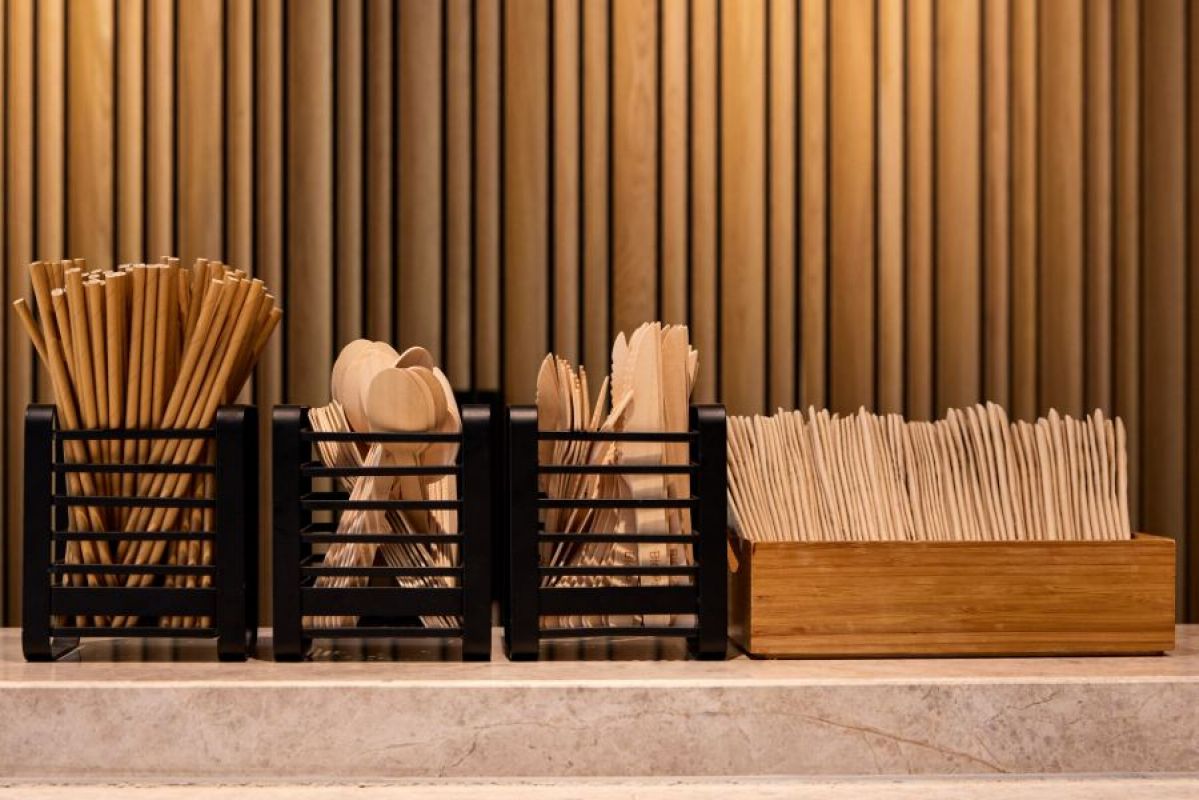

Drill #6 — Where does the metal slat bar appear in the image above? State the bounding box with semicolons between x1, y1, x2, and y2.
49;626;218;638
301;532;465;545
302;430;460;443
538;532;701;544
301;587;463;616
300;492;460;511
53;495;215;509
537;430;695;442
302;626;464;638
300;565;462;578
56;429;214;441
537;497;695;509
540;565;698;578
539;587;698;616
301;461;459;478
51;530;216;542
53;463;216;474
50;587;217;616
51;564;216;577
538;626;696;639
537;463;696;475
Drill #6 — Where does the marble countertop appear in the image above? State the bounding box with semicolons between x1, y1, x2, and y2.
2;627;1197;780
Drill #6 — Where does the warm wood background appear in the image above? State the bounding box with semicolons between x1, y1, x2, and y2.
2;0;1197;622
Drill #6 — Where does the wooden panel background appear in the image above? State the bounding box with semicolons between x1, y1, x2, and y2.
2;0;1198;622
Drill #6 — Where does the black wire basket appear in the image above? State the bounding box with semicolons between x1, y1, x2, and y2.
21;404;259;662
271;404;493;661
505;404;727;660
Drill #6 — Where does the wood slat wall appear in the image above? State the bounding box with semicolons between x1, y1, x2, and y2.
3;0;1198;622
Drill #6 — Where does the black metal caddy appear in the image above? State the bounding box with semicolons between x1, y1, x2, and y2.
505;404;728;660
271;405;493;661
22;404;259;662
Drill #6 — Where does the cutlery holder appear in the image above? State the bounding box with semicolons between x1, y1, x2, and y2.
505;404;727;660
271;405;493;661
730;533;1176;658
21;404;259;662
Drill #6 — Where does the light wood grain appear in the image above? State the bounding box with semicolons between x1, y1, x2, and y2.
720;0;766;416
828;0;873;413
117;0;145;264
335;0;364;346
1085;0;1112;413
660;0;688;327
612;0;657;336
768;0;796;412
689;0;717;403
1010;0;1038;421
553;0;581;364
904;0;932;420
178;0;223;267
935;0;981;414
731;534;1176;657
3;0;25;615
146;0;174;259
1038;0;1084;416
67;0;114;270
876;0;902;415
286;0;334;404
446;0;473;387
983;0;1010;409
474;0;501;391
399;0;444;358
504;0;549;403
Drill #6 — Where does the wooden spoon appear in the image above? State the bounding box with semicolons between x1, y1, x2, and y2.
366;367;438;529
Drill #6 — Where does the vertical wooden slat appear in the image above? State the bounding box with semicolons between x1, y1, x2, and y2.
768;0;796;411
256;0;285;623
287;0;334;403
876;0;903;414
828;0;874;413
553;0;581;363
145;0;173;259
660;0;688;326
689;0;717;402
0;0;6;617
1141;0;1187;616
365;0;394;343
446;0;473;387
178;0;223;266
1038;0;1084;416
335;0;364;345
721;0;766;416
227;0;253;405
398;0;444;355
1112;0;1139;523
504;0;549;402
1084;0;1113;413
904;0;932;419
934;0;981;414
982;0;1010;409
116;0;145;263
1009;0;1037;421
474;0;501;390
4;0;29;618
67;0;115;270
1189;0;1199;619
612;0;657;336
800;0;828;410
227;0;254;268
34;0;64;399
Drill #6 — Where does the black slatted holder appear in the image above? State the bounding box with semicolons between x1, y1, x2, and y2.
505;404;728;660
21;404;259;662
272;405;493;661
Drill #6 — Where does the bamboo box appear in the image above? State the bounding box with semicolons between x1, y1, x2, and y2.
729;533;1175;658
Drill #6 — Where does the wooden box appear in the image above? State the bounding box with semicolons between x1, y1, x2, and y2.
729;533;1175;658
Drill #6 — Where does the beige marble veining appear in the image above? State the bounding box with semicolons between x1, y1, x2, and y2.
1;628;1197;779
4;776;1199;800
